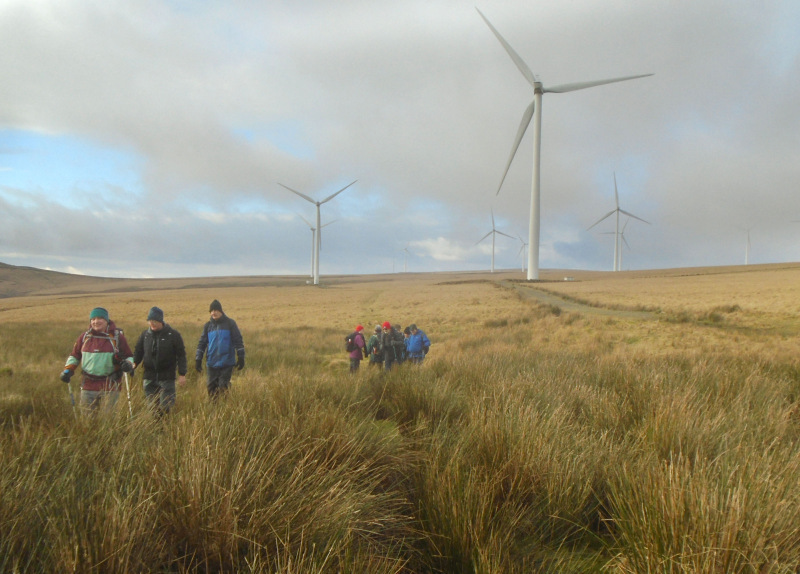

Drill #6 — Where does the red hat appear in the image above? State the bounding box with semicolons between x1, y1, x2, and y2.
381;321;391;329
355;325;363;332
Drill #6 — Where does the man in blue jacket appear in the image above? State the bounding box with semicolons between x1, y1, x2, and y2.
195;299;245;399
406;324;431;365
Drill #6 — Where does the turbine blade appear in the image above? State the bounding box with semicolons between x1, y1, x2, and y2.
320;179;357;204
475;231;492;245
618;209;650;225
544;73;653;94
587;210;616;230
278;183;315;204
613;172;619;208
491;209;496;229
496;99;535;195
476;8;537;88
296;213;314;229
622;234;631;250
321;219;338;228
496;230;516;239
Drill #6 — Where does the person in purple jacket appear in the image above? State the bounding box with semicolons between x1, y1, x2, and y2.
346;325;367;372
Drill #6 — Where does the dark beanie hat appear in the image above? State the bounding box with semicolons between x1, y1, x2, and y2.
209;299;223;312
89;307;109;321
147;306;164;323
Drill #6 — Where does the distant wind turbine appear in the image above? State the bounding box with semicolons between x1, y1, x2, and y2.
599;218;633;270
475;211;515;273
402;245;410;273
516;234;528;272
280;180;357;285
298;214;336;280
744;227;752;265
477;8;653;281
587;173;649;271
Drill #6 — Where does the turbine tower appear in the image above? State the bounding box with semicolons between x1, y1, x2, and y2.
477;8;652;280
298;214;336;280
744;227;752;265
280;180;357;285
475;210;515;273
587;173;649;271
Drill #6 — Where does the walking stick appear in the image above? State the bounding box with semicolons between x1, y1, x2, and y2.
67;381;77;419
123;372;133;418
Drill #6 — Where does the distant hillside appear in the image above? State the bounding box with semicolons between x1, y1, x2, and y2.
4;260;799;299
0;263;118;298
0;262;313;298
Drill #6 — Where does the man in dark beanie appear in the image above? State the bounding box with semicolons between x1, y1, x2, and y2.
133;306;187;417
195;299;245;399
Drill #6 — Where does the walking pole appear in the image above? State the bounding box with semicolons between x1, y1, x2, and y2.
123;372;133;418
67;381;77;419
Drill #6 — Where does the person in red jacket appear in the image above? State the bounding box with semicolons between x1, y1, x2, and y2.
60;307;134;413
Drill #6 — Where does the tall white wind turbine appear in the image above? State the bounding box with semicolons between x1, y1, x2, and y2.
280;180;357;285
475;210;515;273
477;8;653;280
587;173;649;271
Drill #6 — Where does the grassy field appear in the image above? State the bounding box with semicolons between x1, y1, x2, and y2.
1;265;800;572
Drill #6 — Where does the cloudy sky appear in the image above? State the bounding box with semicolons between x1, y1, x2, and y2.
1;0;799;278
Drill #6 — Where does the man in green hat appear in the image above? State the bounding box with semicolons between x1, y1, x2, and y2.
60;307;134;413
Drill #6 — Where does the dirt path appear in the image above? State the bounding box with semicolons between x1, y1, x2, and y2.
500;280;658;320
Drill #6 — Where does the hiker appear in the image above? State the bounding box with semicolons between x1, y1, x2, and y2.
406;323;431;365
379;321;405;371
133;306;187;417
366;324;383;368
59;307;134;413
195;299;245;399
346;324;367;372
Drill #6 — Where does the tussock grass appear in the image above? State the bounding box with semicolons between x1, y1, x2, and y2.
2;271;800;571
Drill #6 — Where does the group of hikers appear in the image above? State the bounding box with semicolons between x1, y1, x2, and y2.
346;322;431;372
59;299;244;416
59;300;431;416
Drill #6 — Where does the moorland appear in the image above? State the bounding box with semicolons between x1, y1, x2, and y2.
2;262;800;573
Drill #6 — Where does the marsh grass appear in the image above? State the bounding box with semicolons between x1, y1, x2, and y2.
2;272;800;571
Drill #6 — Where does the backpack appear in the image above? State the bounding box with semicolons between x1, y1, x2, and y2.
345;332;359;353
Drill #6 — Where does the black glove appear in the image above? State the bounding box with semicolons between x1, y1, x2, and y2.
423;346;429;355
60;369;73;383
120;360;134;373
236;352;245;371
195;358;203;373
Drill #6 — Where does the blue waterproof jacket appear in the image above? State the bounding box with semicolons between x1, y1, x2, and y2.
405;330;431;358
196;314;244;369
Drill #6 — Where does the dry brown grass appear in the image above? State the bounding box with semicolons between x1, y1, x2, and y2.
3;264;800;572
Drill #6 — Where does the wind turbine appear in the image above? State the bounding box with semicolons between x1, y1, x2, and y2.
516;233;528;272
477;8;653;281
587;173;649;271
599;218;633;270
279;180;357;285
475;210;515;273
402;245;410;273
744;227;752;265
298;214;336;280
